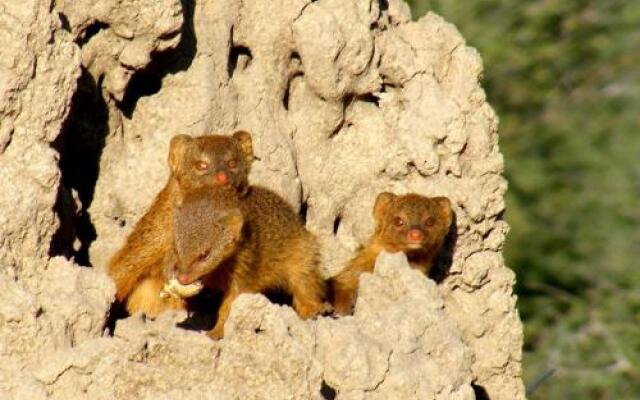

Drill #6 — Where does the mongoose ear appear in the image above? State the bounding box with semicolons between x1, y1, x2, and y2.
373;192;396;223
433;196;453;229
232;130;253;166
224;209;244;240
168;134;192;172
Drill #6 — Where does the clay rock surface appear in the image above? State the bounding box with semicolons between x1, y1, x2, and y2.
25;253;475;400
0;0;524;399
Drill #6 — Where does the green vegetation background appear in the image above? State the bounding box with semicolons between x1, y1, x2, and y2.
407;1;640;398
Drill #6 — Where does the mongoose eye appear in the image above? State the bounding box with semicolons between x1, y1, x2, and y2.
393;217;405;227
195;161;209;171
424;217;435;227
198;249;210;262
227;159;238;169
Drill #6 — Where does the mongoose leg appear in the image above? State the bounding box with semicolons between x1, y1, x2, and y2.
289;270;326;319
208;285;243;339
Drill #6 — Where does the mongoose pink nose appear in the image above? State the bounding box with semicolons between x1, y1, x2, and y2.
178;274;191;285
408;229;424;242
215;171;228;184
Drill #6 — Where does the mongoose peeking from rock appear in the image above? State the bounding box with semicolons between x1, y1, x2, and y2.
164;185;327;339
331;192;452;315
107;131;253;317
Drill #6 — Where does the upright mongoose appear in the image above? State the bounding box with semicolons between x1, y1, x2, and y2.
164;185;326;339
107;131;253;317
331;192;452;315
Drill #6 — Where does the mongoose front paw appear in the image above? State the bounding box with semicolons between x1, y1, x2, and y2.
332;300;354;316
294;300;325;320
207;326;224;340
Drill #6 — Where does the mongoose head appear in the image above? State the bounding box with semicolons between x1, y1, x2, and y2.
372;192;452;253
168;131;253;193
167;187;244;285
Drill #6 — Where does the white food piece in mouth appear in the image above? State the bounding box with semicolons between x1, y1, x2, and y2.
159;278;204;299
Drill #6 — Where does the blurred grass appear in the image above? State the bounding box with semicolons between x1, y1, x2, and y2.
407;1;640;398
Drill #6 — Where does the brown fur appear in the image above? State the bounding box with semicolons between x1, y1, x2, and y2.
106;131;253;317
164;185;326;339
331;192;453;315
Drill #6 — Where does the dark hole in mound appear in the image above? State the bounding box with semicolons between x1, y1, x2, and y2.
320;380;337;400
333;215;342;235
283;53;304;111
283;76;294;111
299;201;309;223
227;45;253;79
428;211;458;283
50;70;107;266
58;12;71;32
105;301;128;336
358;93;380;107
78;21;109;46
177;288;223;332
118;70;164;118
472;383;491;400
